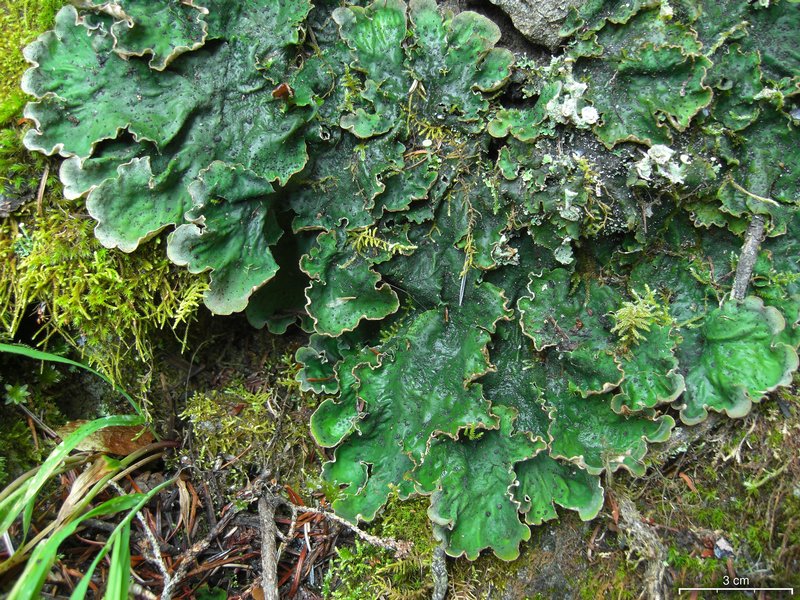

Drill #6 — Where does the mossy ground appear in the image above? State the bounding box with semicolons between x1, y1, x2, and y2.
322;494;439;599
174;326;325;495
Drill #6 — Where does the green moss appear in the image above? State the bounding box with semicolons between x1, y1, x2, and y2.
578;564;638;600
667;547;721;587
744;524;768;557
180;386;278;484
0;354;66;484
322;541;382;600
765;428;784;450
0;0;65;124
610;285;672;348
0;416;43;485
450;550;520;598
0;124;47;194
323;494;437;599
1;193;208;397
695;507;731;530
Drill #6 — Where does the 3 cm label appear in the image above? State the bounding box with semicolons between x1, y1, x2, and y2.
722;576;750;587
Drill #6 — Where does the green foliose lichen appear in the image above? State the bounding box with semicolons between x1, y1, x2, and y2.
17;0;800;564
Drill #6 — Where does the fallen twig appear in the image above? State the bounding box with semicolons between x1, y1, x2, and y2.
732;214;766;301
615;492;670;600
36;163;49;217
431;544;448;600
130;582;158;600
722;419;757;463
108;480;175;597
161;504;241;600
286;504;413;558
744;460;791;491
276;502;298;557
258;492;280;600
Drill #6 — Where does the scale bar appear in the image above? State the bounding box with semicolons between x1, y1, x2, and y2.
678;589;794;594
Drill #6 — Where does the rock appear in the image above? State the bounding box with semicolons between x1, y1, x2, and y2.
714;537;735;559
487;0;587;50
0;190;33;218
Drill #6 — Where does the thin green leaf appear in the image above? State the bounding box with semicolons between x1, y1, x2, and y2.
68;478;176;600
0;486;28;532
0;343;140;415
104;521;131;600
7;495;143;600
0;415;144;541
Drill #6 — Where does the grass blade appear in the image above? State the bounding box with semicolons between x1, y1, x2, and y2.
0;485;28;526
0;343;140;416
68;477;176;600
7;495;143;600
0;415;144;540
104;520;131;599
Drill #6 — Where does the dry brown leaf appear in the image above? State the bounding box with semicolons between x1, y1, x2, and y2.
56;456;117;524
678;471;699;494
56;420;155;455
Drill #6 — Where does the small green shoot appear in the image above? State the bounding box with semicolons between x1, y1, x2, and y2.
610;286;672;348
3;383;30;405
0;343;141;416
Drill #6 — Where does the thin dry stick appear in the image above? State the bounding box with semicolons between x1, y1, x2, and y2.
732;214;766;301
129;582;158;600
722;419;757;463
109;481;172;587
1;532;14;558
286;504;413;558
36;163;49;217
161;506;240;600
615;493;669;600
16;404;58;439
276;502;298;561
258;494;280;600
431;544;448;600
745;460;791;491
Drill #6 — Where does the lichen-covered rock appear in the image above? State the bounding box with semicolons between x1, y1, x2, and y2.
21;0;800;564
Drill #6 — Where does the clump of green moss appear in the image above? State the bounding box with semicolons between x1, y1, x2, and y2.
323;494;437;599
0;351;68;485
0;0;64;124
181;386;278;482
0;418;42;485
0;192;208;396
0;124;46;195
610;285;673;348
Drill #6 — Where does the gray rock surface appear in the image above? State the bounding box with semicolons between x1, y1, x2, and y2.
487;0;587;49
0;190;32;218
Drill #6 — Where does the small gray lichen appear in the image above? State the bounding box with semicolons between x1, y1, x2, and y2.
634;144;688;185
